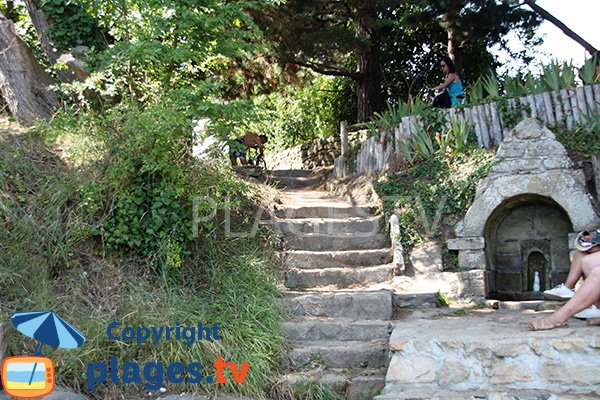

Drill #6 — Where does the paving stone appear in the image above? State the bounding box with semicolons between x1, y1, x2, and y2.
282;318;392;341
273;216;382;235
283;290;393;320
383;308;600;395
285;264;394;289
279;249;392;269
287;340;389;369
283;233;388;251
0;389;90;400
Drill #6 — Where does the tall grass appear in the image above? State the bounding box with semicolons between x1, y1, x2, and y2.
0;122;284;399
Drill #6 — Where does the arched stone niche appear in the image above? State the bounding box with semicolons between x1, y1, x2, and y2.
448;119;599;299
484;194;572;300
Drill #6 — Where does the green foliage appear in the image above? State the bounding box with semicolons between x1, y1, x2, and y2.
366;98;429;138
245;74;341;149
502;74;528;98
467;78;485;104
375;149;494;252
1;116;284;397
40;101;256;270
291;381;342;400
437;290;449;307
41;0;107;51
497;97;530;131
482;71;501;100
580;55;600;85
555;112;600;156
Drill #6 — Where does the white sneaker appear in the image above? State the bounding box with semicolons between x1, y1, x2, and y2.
543;284;575;301
574;305;600;319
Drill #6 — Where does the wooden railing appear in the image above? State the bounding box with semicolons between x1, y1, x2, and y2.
335;83;600;177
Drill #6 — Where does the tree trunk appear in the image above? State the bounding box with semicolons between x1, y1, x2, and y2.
0;16;58;126
444;1;463;77
354;3;384;122
24;0;76;83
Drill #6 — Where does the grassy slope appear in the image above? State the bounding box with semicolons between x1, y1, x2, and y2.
0;118;284;399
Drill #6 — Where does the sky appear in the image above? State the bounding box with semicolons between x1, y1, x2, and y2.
493;0;600;75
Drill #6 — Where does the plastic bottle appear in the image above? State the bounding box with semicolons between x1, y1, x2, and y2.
533;271;541;292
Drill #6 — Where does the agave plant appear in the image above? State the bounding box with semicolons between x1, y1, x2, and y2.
467;78;485;104
411;121;436;160
559;61;576;89
579;55;600;85
449;117;471;153
503;74;528;98
523;71;543;94
482;71;501;100
539;62;563;92
367;98;430;138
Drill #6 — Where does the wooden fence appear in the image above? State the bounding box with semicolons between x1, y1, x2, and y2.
334;83;600;177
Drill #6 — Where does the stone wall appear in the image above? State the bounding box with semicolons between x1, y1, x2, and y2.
265;131;369;170
379;311;600;398
449;119;600;298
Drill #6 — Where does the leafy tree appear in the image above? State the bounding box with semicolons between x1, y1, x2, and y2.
254;0;541;121
408;0;540;78
253;0;389;122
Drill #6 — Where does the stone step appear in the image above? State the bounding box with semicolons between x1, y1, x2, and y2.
273;216;382;235
269;169;314;178
279;249;393;269
274;205;374;219
277;369;387;400
285;264;394;289
375;389;598;400
287;340;389;369
381;309;600;397
283;290;393;320
284;233;388;251
271;175;322;189
393;292;440;309
282;318;393;341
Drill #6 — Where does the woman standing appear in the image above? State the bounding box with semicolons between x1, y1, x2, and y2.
431;56;464;108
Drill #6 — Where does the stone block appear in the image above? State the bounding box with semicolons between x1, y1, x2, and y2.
347;376;386;400
552;338;587;352
458;250;486;270
493;253;521;272
386;354;436;383
496;272;523;293
410;241;443;274
540;363;600;385
490;360;535;384
439;359;470;385
447;236;485;250
393;292;439;309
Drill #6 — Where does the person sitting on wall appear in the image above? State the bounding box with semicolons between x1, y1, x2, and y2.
431;56;464;108
228;132;268;166
530;231;600;330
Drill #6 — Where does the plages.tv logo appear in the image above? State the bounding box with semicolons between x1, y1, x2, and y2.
1;311;86;399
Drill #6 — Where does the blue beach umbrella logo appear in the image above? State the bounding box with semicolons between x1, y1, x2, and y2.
11;311;86;355
1;311;86;398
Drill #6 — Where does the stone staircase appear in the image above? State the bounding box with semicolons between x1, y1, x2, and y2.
268;169;395;399
264;169;600;400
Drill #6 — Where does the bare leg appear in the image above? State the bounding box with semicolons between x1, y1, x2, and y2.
564;250;587;288
230;156;238;166
530;267;600;330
